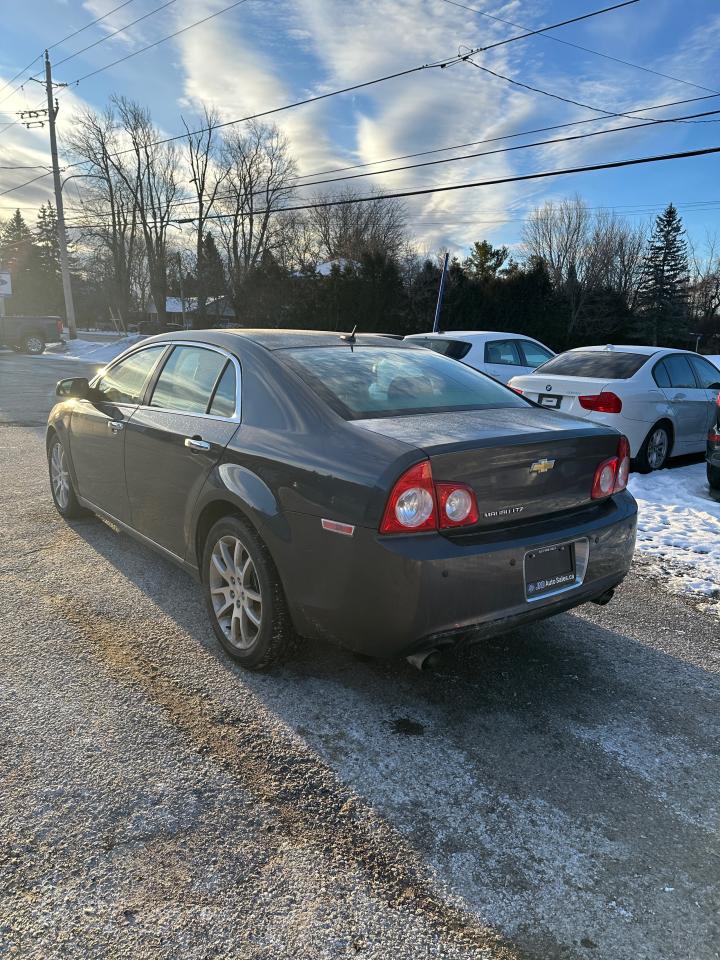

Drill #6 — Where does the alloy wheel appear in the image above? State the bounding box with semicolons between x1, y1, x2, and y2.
50;442;71;510
647;428;669;470
26;336;44;354
209;535;263;650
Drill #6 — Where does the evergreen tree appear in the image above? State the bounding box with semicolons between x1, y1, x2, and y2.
636;204;690;345
34;202;64;315
463;240;509;281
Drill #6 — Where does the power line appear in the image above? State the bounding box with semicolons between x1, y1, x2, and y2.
439;0;720;97
71;0;256;84
65;0;640;151
0;0;141;108
464;58;718;125
169;145;720;222
52;0;180;71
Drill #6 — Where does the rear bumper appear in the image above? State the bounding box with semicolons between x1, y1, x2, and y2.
280;491;638;657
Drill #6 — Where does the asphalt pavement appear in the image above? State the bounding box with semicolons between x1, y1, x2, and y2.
1;352;718;960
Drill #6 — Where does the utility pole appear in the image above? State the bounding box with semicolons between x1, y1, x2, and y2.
177;252;187;328
432;252;450;333
44;51;77;339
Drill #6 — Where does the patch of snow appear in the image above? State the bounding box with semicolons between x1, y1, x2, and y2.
45;335;144;365
628;462;720;615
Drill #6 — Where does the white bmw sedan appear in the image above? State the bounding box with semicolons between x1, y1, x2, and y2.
404;331;555;383
509;345;720;471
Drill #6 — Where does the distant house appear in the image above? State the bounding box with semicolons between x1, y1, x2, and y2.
147;295;236;323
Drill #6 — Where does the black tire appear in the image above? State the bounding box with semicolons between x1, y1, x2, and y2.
633;422;671;473
24;334;46;355
48;434;86;518
708;463;720;491
202;514;296;669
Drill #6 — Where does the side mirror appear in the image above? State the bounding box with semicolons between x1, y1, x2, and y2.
56;377;91;399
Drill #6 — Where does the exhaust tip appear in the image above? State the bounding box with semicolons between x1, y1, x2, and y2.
406;649;443;671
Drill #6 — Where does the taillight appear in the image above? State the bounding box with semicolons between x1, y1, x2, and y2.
436;483;479;528
709;431;720;443
380;462;479;534
579;391;623;414
509;386;524;395
56;319;64;336
591;436;631;499
380;461;437;534
614;435;630;492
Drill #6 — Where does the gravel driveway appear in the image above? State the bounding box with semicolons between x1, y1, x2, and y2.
1;354;719;960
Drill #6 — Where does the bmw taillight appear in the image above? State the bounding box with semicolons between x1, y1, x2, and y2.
579;391;623;414
591;436;631;499
56;319;64;337
380;461;479;534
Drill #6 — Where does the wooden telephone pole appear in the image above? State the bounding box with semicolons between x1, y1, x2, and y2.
43;51;77;339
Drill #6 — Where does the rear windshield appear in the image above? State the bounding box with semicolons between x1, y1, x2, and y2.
279;346;527;419
410;337;472;360
535;351;649;379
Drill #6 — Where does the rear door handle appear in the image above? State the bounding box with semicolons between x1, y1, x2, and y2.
184;437;211;452
108;420;124;433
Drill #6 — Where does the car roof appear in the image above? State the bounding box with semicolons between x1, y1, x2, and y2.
405;331;543;343
143;328;418;352
562;345;676;357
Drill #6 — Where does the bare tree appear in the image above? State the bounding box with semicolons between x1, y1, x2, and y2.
107;96;179;323
216;120;296;311
689;232;720;340
523;196;647;340
183;105;228;321
308;186;407;263
64;106;141;325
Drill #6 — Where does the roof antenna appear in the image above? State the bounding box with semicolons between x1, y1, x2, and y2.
341;324;358;342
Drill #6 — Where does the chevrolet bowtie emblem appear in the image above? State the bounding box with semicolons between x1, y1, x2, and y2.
530;458;555;474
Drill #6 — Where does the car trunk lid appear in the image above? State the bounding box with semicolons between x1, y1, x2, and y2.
509;374;615;417
353;407;620;528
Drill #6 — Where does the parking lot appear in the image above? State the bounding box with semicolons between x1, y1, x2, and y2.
1;353;719;960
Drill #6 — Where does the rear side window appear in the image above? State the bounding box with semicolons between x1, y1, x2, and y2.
519;340;554;367
150;345;228;414
535;351;649;379
662;354;696;389
94;346;166;404
653;360;671;388
208;362;237;417
688;355;720;388
414;338;472;360
279;345;526;419
484;339;522;366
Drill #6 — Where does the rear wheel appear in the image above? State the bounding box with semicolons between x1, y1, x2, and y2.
24;334;46;354
708;463;720;491
202;515;296;669
634;423;671;473
48;435;85;518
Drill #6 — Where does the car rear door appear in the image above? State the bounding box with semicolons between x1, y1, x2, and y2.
68;344;168;522
123;343;240;559
688;355;720;432
517;339;555;375
483;339;525;383
657;354;709;449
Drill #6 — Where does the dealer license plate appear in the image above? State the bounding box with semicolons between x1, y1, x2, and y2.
525;543;576;599
539;394;562;408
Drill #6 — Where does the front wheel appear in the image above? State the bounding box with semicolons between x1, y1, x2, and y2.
202;515;296;669
24;334;46;354
634;423;671;473
48;435;85;518
708;463;720;491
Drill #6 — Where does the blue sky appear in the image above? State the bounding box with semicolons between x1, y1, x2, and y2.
1;0;718;257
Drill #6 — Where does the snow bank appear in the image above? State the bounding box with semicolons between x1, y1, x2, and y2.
45;336;144;365
629;462;720;615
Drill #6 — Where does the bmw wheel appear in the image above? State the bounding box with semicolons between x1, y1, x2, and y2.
202;515;296;669
635;423;671;473
48;435;85;518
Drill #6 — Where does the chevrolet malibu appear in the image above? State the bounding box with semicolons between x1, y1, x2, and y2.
47;330;637;670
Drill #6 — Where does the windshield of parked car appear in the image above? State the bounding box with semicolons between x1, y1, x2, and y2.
279;346;527;419
534;351;649;379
